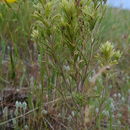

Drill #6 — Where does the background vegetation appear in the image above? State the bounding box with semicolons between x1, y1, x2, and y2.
0;0;129;129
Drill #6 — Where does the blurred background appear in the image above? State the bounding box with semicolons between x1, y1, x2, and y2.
108;0;130;9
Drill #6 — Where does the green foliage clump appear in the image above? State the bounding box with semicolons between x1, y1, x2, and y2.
32;0;106;92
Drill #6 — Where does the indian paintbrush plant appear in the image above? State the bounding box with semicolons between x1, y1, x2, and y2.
31;0;121;129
